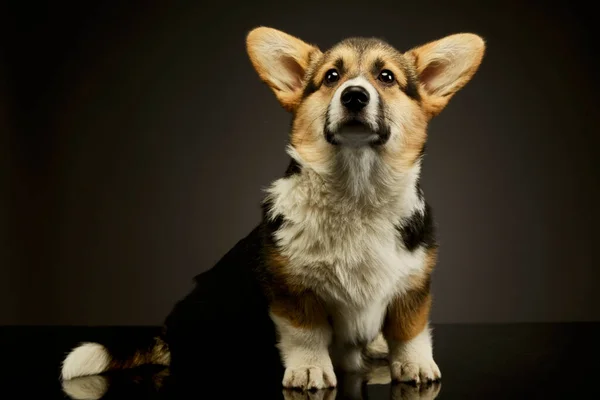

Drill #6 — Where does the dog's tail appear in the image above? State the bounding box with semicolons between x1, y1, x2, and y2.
61;332;170;381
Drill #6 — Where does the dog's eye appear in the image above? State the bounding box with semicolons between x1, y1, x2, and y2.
378;70;395;84
325;69;340;85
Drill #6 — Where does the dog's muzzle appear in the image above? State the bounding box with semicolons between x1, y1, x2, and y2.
325;78;390;146
325;119;383;146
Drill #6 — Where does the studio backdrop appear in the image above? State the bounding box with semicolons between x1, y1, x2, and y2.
4;0;598;325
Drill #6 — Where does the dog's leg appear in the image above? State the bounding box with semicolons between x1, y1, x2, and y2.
270;292;336;390
382;288;441;384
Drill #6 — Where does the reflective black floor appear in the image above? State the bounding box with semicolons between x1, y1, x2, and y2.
3;323;599;399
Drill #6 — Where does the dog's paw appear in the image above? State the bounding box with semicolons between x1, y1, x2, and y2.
391;382;442;400
283;365;337;390
390;358;441;384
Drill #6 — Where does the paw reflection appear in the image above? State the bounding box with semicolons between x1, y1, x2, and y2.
282;388;338;400
366;360;393;385
390;382;441;400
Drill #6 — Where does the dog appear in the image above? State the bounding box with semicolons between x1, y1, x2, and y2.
60;26;485;392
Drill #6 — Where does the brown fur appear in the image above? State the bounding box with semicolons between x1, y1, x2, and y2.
151;337;171;365
264;245;329;330
290;93;334;167
383;284;432;343
383;247;437;342
107;336;170;370
270;290;329;330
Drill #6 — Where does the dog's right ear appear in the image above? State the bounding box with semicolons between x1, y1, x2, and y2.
246;27;321;112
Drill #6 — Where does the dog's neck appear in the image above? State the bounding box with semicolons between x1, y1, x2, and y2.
266;145;423;222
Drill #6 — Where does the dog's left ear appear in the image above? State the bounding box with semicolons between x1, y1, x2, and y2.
406;33;485;117
246;27;321;112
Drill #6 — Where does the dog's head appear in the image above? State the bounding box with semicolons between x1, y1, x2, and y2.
246;27;485;175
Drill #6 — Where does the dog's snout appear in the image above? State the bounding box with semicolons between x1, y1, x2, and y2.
341;86;370;112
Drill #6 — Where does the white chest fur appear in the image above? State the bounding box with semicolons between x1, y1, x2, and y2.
265;153;427;330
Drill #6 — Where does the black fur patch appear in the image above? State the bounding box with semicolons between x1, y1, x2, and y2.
372;57;385;76
403;69;421;101
372;100;391;145
416;180;425;202
301;50;325;100
396;203;436;251
334;58;345;75
163;223;282;385
302;79;319;99
261;199;283;235
324;108;338;145
284;158;302;177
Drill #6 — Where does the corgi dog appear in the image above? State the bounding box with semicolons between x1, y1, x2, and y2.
60;27;485;391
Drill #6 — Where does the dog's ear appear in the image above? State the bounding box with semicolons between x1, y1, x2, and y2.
406;33;485;117
246;27;321;112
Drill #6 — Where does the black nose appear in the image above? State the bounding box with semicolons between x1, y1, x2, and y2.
341;86;370;112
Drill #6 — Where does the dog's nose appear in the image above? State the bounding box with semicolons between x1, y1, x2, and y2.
341;86;370;112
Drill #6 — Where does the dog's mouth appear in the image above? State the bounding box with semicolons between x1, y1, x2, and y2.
325;119;388;147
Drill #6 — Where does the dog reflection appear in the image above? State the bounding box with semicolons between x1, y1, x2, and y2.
62;366;169;400
280;383;440;400
61;366;441;400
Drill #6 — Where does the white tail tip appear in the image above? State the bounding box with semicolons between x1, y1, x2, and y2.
366;333;389;358
61;343;110;380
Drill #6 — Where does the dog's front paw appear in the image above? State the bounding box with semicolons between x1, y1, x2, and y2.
283;365;337;390
390;357;441;384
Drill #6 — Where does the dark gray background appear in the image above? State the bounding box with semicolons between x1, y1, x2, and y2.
3;0;598;326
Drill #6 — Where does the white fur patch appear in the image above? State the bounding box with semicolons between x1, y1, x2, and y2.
61;343;110;380
336;146;379;197
266;163;426;310
388;325;441;384
327;76;380;132
271;313;337;389
333;301;388;344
